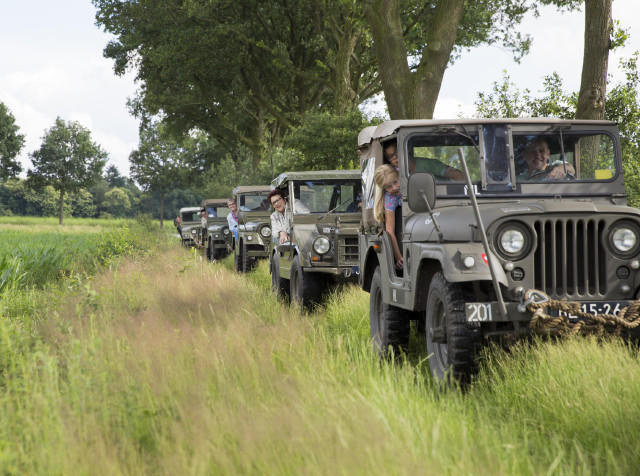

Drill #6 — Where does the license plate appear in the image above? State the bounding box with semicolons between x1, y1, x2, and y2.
553;301;628;319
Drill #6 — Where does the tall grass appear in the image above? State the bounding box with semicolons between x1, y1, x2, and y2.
2;242;639;474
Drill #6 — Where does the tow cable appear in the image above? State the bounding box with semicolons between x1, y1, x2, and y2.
519;289;640;336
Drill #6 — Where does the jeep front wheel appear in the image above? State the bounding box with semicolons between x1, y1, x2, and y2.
290;255;323;310
233;243;243;272
425;271;480;385
369;266;409;357
271;253;289;300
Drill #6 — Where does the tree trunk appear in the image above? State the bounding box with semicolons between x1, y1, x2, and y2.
58;189;65;226
160;188;165;229
333;22;359;115
575;0;613;176
364;0;465;119
576;0;612;120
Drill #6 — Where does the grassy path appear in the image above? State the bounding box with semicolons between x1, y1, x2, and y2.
1;240;640;474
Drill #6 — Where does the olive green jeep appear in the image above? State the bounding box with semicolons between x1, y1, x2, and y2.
269;170;361;309
200;198;232;261
358;118;640;384
179;206;202;247
233;185;272;273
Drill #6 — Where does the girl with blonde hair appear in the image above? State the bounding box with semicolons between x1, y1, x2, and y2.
374;164;403;269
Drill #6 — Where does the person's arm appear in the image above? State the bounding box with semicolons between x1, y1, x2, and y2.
385;209;404;269
271;212;289;244
547;161;576;180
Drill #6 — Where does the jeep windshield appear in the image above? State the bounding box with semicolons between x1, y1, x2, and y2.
292;180;362;214
405;122;620;196
238;192;270;211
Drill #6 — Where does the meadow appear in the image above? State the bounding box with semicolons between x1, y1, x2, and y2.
1;217;639;475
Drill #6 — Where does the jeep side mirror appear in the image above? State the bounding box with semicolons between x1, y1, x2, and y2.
407;172;437;212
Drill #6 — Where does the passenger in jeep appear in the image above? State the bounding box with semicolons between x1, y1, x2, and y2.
268;189;310;245
374;164;404;269
227;198;239;241
517;137;576;180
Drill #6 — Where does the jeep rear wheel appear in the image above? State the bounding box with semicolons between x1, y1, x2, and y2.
369;266;409;357
425;271;481;385
271;253;289;300
290;255;323;310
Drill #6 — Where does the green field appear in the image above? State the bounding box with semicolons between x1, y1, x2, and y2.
1;218;639;474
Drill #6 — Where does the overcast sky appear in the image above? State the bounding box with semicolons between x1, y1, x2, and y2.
1;1;639;178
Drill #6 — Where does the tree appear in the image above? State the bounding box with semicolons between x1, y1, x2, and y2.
575;0;614;121
363;0;582;119
103;187;132;217
105;164;127;188
28;117;107;225
93;0;380;164
129;121;189;227
284;110;380;171
0;102;25;180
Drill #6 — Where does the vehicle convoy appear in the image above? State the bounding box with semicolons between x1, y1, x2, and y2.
269;170;362;308
358;118;640;383
179;206;202;247
200;198;232;261
233;185;272;273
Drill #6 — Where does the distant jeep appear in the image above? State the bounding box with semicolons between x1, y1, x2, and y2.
358;118;640;384
233;185;272;273
200;198;232;261
179;206;202;247
269;170;361;308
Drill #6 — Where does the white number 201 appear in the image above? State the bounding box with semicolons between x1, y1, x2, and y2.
467;303;492;322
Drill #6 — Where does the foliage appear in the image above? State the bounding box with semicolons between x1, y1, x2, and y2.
283;109;380;171
102;187;132;218
93;0;379;162
28;117;108;224
0;102;25;180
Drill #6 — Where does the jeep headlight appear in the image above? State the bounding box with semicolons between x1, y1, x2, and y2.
260;226;271;238
313;236;331;255
610;221;640;256
223;229;230;235
501;230;524;254
495;222;531;261
613;228;636;252
191;229;197;235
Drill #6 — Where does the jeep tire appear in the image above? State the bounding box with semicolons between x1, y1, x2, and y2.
425;271;481;385
369;266;409;357
242;244;256;273
233;243;243;273
271;253;289;300
290;254;323;310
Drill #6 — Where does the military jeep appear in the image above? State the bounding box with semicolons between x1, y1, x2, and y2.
269;170;362;308
233;185;272;273
179;206;202;247
200;198;232;261
358;118;640;383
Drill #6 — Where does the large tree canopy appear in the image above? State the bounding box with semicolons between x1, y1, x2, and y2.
28;117;107;225
93;0;380;163
0;102;25;181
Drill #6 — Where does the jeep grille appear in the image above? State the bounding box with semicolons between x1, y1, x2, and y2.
338;236;359;264
533;218;607;299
